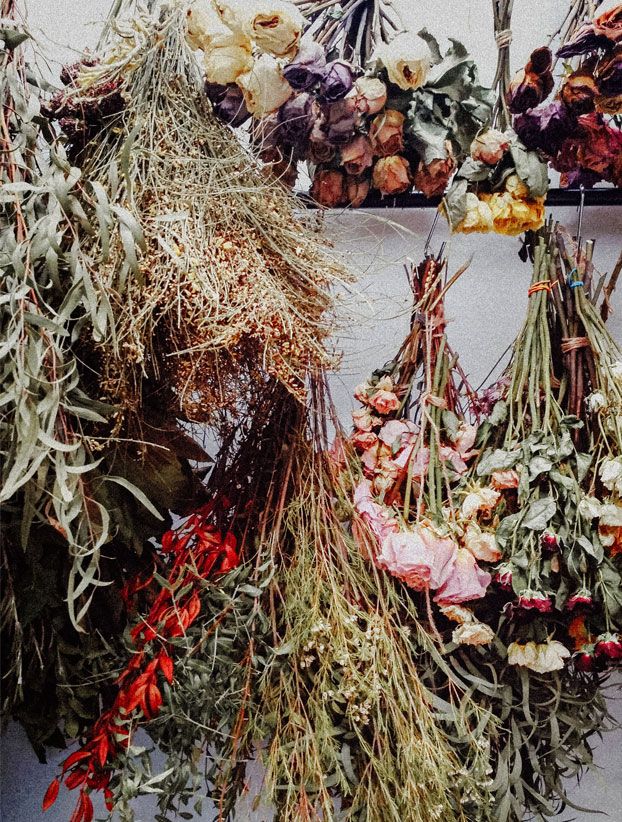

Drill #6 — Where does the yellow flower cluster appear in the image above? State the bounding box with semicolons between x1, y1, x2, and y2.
454;175;545;236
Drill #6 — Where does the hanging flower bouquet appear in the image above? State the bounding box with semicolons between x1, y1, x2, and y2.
509;4;622;188
188;0;493;205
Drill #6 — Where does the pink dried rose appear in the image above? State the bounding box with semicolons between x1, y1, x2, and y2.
470;128;510;165
353;76;387;115
516;590;553;613
353;480;399;544
494;564;513;590
361;442;380;472
491;469;520;490
413;149;456;197
345;175;370;207
353;381;373;404
377;419;418;448
369;109;405;157
434;547;491;605
460;486;500;519
464;523;501;563
372;155;412;196
340;135;374;176
454;423;478;457
310;167;347;208
351;430;378;451
378;526;457;591
369;388;400;415
352;408;375;431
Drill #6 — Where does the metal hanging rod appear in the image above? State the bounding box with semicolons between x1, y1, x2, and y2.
299;188;622;209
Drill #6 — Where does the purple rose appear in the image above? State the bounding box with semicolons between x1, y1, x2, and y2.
560;167;601;189
514;100;576;154
204;82;250;127
321;97;358;145
278;93;316;147
557;23;609;58
319;60;355;102
283;40;327;91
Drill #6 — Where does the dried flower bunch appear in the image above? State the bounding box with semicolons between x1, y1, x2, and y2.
193;0;493;205
509;4;622;188
47;1;349;425
340;231;622;819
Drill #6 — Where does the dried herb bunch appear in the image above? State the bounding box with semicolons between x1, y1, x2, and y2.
48;2;350;426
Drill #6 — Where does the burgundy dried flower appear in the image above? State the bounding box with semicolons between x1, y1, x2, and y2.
596;47;622;97
283;39;327;90
278;92;316;147
574;648;597;672
561;71;599;114
319;60;355;102
517;591;553;613
205;82;250;127
594;632;622;660
540;531;560;554
322;96;358;144
566;590;593;611
494;565;513;591
514;99;576;154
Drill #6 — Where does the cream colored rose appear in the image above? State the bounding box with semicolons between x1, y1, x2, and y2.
453;621;495;646
460;486;500;519
186;0;249;51
455;192;494;234
464;523;501;562
237;54;294;117
242;0;305;59
507;640;570;673
204;43;253;85
374;32;432;91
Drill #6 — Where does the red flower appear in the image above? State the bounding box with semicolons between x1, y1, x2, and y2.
540;531;559;554
42;778;60;811
517;591;553;613
566;590;593;611
494;565;513;591
595;633;622;660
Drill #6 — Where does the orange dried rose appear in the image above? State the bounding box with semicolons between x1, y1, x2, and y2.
340;135;374;176
345;174;370;207
413;149;456;197
369;109;405;157
310;167;347;208
372;155;411;196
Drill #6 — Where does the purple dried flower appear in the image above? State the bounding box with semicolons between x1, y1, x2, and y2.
514;100;576;154
283;39;327;91
277;92;315;147
322;96;358;144
319;60;355;102
204;82;250;127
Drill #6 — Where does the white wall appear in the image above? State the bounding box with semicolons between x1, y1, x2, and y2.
2;1;622;820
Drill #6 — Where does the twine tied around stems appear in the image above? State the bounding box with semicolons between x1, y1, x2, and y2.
495;28;513;48
421;392;448;409
561;336;590;353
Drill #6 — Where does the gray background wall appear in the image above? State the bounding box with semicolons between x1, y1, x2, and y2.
2;1;621;819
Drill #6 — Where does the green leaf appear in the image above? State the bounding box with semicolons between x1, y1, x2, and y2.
103;475;164;521
509;140;548;198
477;448;520;476
521;497;556;531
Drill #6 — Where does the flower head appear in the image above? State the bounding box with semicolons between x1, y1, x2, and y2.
204;43;253;85
204;82;250;126
595;632;622;661
453;193;493;234
434;547;491;604
374;32;432;91
464;523;501;563
345;175;371;207
242;0;305;58
566;590;593;611
237;54;293;116
369;109;405;157
470;129;510;165
600;456;622;496
414;150;456;197
378;525;457;591
310;167;347;208
461;486;500;520
353;76;387;115
278;92;316;145
452;621;495;646
516;590;553;613
507;640;570;673
372;155;412;196
282;38;326;89
341;136;374;176
353;480;399;545
320;60;355;102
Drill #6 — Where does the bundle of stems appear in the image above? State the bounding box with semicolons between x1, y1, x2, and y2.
60;1;349;428
293;0;403;65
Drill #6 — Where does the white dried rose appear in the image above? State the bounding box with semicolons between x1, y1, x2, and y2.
242;0;305;59
237;54;294;117
204;43;253;85
578;495;603;519
452;621;495;646
460;486;500;520
600;456;622;496
374;32;432;91
186;0;248;51
507;640;570;673
464;523;501;562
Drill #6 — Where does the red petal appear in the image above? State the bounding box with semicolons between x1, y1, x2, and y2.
186;592;201;624
146;683;163;717
42;777;60;811
104;788;115;812
65;769;88;790
97;735;109;768
69;797;84;822
81;791;94;822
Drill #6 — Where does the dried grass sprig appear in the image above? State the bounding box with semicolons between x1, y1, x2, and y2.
63;3;351;427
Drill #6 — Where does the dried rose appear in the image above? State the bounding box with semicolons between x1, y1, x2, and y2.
374;32;432;91
494;565;513;590
204;43;253;85
434;548;491;605
566;590;593;611
187;1;244;51
490;469;520;490
282;38;326;90
470;128;510;165
575;112;622;177
561;71;598;114
413;149;456;197
310;167;347;208
322;96;358;144
508;640;570;673
372;155;412;196
319;60;355;102
204;82;251;126
452;621;495;646
596;46;622;98
368;387;400;415
238;54;293;117
507;49;554;114
514;99;575;154
278;92;315;146
527;46;553;76
540;531;560;554
308;137;335;164
595;632;622;660
593;6;622;45
558;24;607;58
340;135;374;176
353;76;387;115
369;109;405;157
454;193;493;234
348;170;390;205
242;0;305;59
516;590;553;613
487;192;545;236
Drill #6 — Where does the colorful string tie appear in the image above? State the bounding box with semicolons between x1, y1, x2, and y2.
566;267;584;288
527;279;558;296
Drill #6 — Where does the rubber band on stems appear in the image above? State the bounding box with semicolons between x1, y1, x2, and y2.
528;280;557;296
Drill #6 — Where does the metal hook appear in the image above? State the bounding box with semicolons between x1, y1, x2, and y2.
576;184;585;257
